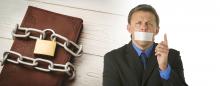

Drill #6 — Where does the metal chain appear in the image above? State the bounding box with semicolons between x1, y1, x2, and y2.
51;33;83;57
1;51;76;80
12;24;83;57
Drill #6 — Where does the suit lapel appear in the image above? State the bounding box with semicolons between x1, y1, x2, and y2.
126;42;159;85
126;41;144;84
141;44;158;86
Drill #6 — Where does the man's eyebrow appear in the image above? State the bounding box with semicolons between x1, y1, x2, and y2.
147;18;154;21
135;18;154;23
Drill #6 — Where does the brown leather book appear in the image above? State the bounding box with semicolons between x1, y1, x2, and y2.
0;6;83;86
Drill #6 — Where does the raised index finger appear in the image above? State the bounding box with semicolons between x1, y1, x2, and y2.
164;33;168;45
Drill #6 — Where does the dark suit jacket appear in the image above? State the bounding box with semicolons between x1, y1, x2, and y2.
103;41;188;86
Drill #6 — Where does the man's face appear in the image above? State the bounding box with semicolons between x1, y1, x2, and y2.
127;11;159;49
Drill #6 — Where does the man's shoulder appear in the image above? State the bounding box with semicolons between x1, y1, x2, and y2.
168;48;182;65
104;43;128;60
169;48;180;56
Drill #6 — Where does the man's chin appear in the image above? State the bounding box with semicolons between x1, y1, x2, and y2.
135;40;153;47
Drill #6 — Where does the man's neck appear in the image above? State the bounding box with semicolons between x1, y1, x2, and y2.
132;40;154;51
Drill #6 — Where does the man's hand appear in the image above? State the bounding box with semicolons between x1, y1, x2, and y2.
155;34;169;71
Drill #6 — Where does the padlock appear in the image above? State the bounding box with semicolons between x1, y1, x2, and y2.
34;39;56;57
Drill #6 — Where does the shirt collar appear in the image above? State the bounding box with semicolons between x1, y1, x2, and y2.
132;42;154;57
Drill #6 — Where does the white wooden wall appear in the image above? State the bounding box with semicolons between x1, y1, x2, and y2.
0;0;145;86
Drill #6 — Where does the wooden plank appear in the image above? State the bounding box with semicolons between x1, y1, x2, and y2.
67;54;103;86
27;0;127;27
30;0;152;16
78;24;130;56
0;38;13;73
30;0;144;16
0;0;28;39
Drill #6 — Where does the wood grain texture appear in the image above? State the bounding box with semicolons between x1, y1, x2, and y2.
0;0;132;85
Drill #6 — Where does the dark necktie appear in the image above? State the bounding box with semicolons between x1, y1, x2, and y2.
140;52;147;69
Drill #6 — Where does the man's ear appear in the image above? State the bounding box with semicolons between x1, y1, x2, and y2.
127;24;132;33
155;26;160;35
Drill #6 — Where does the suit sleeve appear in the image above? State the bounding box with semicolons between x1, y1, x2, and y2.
161;49;188;86
103;52;121;86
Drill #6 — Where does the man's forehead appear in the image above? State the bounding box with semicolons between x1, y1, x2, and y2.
132;11;155;22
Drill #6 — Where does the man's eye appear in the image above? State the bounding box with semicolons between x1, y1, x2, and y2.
136;22;141;25
146;23;153;26
148;23;153;26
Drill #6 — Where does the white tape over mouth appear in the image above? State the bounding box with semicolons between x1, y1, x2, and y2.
134;32;153;41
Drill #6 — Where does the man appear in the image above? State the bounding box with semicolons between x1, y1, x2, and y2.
103;4;188;86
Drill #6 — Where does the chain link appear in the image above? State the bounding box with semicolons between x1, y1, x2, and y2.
12;24;31;39
51;33;83;57
12;24;83;57
25;28;45;40
34;58;54;72
64;41;83;57
2;51;21;64
18;56;37;66
1;50;76;80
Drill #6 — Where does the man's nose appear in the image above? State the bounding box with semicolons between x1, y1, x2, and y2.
140;26;148;32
